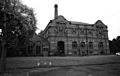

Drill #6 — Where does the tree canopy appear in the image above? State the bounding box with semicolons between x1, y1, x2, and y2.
0;0;37;48
109;36;120;54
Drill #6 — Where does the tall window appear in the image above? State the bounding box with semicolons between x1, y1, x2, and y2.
98;42;103;48
89;42;93;49
36;46;41;54
81;42;85;48
28;46;33;55
72;41;77;49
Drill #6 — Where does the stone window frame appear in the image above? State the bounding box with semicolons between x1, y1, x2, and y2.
71;28;77;34
88;30;93;36
72;41;77;49
98;42;104;48
81;42;85;48
89;42;93;49
80;29;85;35
36;46;41;54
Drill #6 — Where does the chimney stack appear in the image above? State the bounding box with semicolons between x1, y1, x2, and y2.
54;4;58;19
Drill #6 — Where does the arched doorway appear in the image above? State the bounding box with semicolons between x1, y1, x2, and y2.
57;41;65;56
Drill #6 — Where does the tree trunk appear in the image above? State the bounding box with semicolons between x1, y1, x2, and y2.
0;40;6;76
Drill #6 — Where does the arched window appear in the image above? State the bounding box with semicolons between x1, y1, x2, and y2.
98;42;103;48
72;41;77;49
81;42;85;48
89;42;93;49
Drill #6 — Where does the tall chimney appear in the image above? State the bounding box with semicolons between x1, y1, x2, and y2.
54;4;58;19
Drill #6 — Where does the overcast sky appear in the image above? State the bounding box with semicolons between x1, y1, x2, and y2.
21;0;120;40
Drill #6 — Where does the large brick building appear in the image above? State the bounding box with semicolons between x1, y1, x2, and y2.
3;4;110;57
40;4;110;56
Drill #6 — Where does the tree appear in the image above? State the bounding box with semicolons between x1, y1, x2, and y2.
109;36;120;54
0;0;37;75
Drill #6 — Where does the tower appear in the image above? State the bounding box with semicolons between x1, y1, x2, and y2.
54;4;58;19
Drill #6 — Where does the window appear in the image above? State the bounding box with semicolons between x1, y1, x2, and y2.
71;28;76;34
81;42;85;48
36;46;41;54
28;46;33;54
80;30;85;35
89;42;93;49
72;41;77;49
98;42;103;48
88;31;93;35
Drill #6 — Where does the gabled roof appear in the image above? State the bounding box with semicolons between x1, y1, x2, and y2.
95;20;105;25
54;15;93;26
95;20;107;28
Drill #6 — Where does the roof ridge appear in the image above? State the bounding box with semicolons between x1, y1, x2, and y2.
70;21;92;25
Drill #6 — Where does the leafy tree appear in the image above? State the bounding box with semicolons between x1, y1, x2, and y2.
109;36;120;54
1;0;36;48
0;0;37;74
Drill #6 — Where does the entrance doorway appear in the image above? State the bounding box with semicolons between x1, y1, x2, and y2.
57;41;65;56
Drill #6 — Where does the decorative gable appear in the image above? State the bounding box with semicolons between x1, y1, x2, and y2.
95;20;105;26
